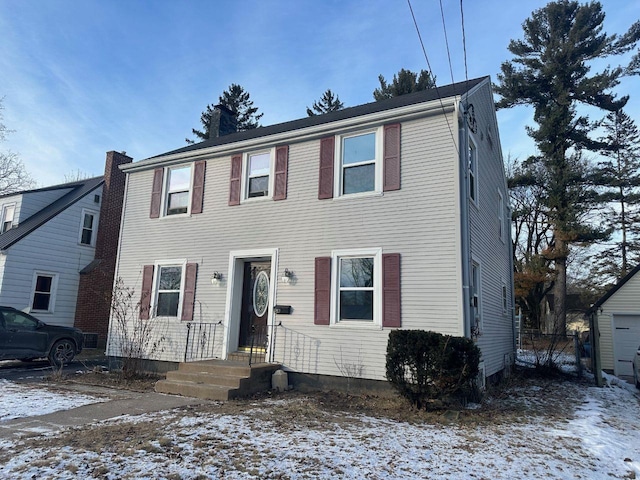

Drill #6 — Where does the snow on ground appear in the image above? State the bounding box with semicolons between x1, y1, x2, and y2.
0;375;639;479
0;379;105;421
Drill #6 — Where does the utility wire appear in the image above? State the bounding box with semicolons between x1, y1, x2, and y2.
406;0;458;154
459;0;471;106
439;0;456;86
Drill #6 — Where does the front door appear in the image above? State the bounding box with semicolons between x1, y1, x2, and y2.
238;261;270;350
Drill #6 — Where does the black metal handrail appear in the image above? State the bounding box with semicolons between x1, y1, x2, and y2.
249;323;268;366
184;321;222;362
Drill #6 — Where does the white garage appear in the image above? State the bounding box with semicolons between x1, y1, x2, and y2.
612;314;640;377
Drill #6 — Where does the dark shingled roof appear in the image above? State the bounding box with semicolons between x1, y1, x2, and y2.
0;176;104;251
155;76;488;159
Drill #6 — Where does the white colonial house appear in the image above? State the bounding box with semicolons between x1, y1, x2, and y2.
0;177;104;327
108;76;515;392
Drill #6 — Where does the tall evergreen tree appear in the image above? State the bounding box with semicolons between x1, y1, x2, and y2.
495;1;639;334
373;68;435;101
187;84;263;144
306;89;344;116
591;109;640;281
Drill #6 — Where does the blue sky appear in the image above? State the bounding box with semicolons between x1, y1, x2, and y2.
1;0;638;186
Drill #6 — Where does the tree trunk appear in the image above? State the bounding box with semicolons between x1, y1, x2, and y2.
552;237;568;337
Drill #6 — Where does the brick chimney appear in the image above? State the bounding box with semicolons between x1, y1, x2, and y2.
209;104;237;139
74;151;132;346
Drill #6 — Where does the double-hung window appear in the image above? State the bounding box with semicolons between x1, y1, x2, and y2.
470;261;481;333
79;209;98;246
31;272;58;313
331;248;382;326
468;139;477;204
245;151;271;198
340;131;378;195
1;203;15;233
165;166;191;215
498;191;505;242
155;264;184;317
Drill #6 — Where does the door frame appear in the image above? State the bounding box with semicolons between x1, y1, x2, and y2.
222;248;279;360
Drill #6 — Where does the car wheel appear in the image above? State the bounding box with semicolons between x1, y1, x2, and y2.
48;339;76;367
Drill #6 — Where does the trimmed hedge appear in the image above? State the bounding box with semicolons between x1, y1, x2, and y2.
385;330;481;409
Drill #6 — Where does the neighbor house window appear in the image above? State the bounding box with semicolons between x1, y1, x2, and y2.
245;151;272;198
1;203;15;233
471;261;481;332
339;130;380;195
155;264;184;317
31;272;58;312
468;139;477;203
331;248;382;326
79;209;98;246
165;166;191;215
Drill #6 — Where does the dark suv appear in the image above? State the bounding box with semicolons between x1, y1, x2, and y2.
0;306;84;366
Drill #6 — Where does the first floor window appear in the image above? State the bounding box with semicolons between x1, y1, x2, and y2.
156;265;183;316
339;256;374;321
32;273;57;312
1;204;15;234
341;131;377;195
166;166;191;215
471;261;481;331
79;209;98;246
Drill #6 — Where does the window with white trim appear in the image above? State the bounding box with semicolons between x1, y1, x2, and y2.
468;139;477;203
502;279;508;315
244;150;272;199
79;208;98;246
337;128;382;196
165;165;191;215
498;191;505;242
31;272;58;313
154;263;184;317
1;203;15;234
471;261;481;333
331;248;382;326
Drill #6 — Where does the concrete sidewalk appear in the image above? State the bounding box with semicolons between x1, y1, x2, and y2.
0;383;207;441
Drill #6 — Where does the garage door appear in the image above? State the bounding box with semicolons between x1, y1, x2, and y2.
613;315;640;377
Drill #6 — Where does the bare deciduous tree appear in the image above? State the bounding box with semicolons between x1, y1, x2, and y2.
0;98;35;195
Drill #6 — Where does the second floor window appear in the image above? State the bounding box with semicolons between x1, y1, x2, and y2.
468;140;477;203
166;166;191;215
340;131;378;195
246;152;271;198
79;209;98;246
1;204;15;233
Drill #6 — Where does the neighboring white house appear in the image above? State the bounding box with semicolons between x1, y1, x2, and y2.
587;265;640;377
0;177;104;328
108;76;516;386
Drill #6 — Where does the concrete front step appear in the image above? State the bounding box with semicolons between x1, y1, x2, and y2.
155;360;280;401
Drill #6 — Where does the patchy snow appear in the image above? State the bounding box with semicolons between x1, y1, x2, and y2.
0;379;105;421
0;373;639;478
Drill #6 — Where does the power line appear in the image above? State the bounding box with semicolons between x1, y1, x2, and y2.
406;0;459;154
459;0;470;104
439;0;456;86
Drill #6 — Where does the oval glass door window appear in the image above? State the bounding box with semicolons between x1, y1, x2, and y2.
253;270;270;317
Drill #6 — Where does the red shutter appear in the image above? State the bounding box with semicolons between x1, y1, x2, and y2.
273;145;289;201
149;168;164;218
318;137;334;199
229;155;242;206
314;257;331;325
382;253;401;327
140;265;154;320
191;161;206;214
383;123;401;191
181;263;198;321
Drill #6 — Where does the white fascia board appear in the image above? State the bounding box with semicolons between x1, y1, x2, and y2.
123;98;457;173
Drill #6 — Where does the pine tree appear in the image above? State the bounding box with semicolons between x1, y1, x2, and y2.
187;84;263;144
495;1;639;334
306;89;344;116
591;110;640;281
373;69;435;101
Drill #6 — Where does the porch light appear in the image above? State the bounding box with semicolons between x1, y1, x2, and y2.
281;269;294;284
211;271;223;286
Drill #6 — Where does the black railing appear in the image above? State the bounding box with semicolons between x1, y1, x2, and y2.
249;323;268;366
184;322;222;362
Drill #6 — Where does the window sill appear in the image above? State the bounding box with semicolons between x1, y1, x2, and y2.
241;195;273;204
159;213;192;220
330;321;382;330
333;191;384;201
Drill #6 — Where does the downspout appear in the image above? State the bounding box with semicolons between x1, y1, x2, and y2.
458;100;472;338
